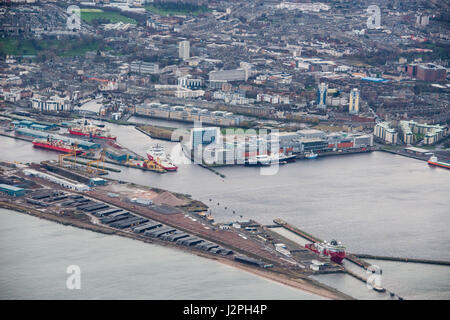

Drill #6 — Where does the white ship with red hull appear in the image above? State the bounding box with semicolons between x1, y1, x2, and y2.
305;239;346;264
428;155;450;170
32;138;82;155
146;144;178;171
68;120;116;141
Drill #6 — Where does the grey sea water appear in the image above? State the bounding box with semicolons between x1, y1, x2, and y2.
1;122;449;299
0;208;321;300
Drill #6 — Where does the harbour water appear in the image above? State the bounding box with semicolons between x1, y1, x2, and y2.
1;122;449;299
0;208;321;300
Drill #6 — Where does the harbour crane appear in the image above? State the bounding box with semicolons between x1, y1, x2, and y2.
58;143;78;166
87;150;105;173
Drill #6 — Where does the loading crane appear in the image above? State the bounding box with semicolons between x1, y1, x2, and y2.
87;150;105;173
125;154;134;166
58;143;78;166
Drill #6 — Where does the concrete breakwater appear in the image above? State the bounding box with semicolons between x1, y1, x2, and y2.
354;254;450;266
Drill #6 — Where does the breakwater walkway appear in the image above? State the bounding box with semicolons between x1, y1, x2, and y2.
354;253;450;266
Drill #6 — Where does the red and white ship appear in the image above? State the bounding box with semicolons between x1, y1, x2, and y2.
146;144;178;171
32;138;82;155
428;155;450;170
305;239;346;264
68;121;116;141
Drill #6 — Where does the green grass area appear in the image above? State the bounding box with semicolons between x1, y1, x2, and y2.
0;38;113;57
0;38;38;55
144;3;210;16
80;9;137;24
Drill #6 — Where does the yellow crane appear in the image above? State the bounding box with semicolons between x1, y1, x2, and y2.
58;143;78;166
87;150;105;173
125;154;134;166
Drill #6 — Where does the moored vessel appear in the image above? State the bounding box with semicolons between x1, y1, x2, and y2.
245;154;271;166
245;153;295;166
146;144;178;171
68;120;116;141
428;155;450;170
32;138;82;154
305;239;346;264
305;151;318;159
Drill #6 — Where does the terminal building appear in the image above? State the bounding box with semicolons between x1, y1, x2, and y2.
273;130;373;154
193;127;373;164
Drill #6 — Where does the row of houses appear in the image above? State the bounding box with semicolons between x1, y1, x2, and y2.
256;93;290;105
135;103;241;126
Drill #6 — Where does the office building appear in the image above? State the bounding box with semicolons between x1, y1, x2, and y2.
416;64;446;81
179;40;190;60
348;88;359;114
130;61;159;74
209;69;246;82
317;82;327;108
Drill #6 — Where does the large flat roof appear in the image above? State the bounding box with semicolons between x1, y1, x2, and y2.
404;146;431;153
0;184;24;192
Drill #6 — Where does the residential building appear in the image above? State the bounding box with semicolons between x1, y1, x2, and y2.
374;122;398;144
349;88;360;114
179;40;190;60
317;82;327;108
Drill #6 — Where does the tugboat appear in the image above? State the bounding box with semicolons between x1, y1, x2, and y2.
305;151;318;159
305;239;346;264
